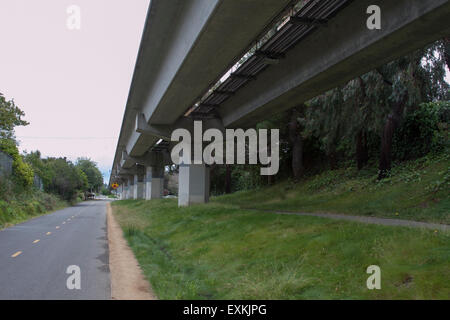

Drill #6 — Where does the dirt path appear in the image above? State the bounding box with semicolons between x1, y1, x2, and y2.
253;209;449;231
107;203;157;300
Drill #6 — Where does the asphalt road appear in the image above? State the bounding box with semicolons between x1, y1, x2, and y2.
0;201;111;300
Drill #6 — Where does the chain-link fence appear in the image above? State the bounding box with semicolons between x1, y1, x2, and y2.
0;150;13;177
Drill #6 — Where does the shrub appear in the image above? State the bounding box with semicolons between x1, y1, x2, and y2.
393;101;449;161
0;138;34;188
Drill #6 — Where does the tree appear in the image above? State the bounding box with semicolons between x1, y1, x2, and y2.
306;87;345;170
224;164;231;194
289;106;304;180
444;37;450;70
376;41;448;178
45;157;87;201
24;152;91;200
0;93;28;139
304;40;448;177
210;40;449;193
101;184;112;196
0;93;34;189
76;158;103;192
23;150;52;187
0;138;34;188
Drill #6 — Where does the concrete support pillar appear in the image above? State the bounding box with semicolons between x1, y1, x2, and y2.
145;166;164;200
133;175;138;199
118;184;124;199
178;164;209;207
120;180;128;200
128;177;134;199
133;174;145;199
142;180;146;200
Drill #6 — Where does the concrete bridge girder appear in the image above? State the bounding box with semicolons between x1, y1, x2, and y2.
111;0;293;165
120;148;169;169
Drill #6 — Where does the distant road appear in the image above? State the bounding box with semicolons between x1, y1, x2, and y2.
0;201;110;299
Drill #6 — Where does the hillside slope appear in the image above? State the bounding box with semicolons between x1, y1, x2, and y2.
215;152;450;224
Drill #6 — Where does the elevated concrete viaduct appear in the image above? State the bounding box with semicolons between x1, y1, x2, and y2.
111;0;294;205
110;0;450;206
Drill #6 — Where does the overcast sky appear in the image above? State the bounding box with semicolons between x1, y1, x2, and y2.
0;0;150;183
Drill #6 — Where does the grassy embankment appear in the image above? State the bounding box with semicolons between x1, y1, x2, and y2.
0;191;67;229
111;153;449;299
216;152;450;224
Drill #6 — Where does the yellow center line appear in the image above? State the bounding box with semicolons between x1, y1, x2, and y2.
11;251;22;258
33;239;40;244
46;232;51;235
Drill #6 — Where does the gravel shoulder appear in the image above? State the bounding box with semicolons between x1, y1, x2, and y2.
107;203;157;300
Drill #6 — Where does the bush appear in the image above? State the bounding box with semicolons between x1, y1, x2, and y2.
393;101;449;161
0;188;66;229
0;138;34;188
101;186;112;196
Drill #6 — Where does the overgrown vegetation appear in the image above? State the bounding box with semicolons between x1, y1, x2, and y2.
0;138;34;188
112;198;449;299
23;151;104;201
0;184;66;229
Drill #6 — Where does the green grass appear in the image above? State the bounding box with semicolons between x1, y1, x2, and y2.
0;191;67;229
112;199;450;299
214;152;450;224
111;152;449;299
